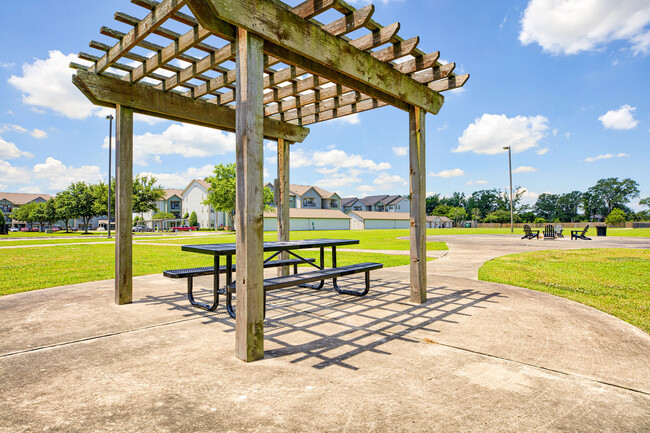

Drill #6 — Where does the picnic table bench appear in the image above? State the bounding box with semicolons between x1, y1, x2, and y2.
164;239;383;317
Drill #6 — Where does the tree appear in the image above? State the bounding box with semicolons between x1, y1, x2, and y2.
152;211;175;220
465;189;500;218
588;177;640;214
431;204;450;217
189;211;198;228
68;181;96;234
425;193;442;215
0;211;5;233
581;190;607;221
183;212;189;219
640;197;650;211
132;175;165;221
556;191;582;222
203;163;274;226
534;193;559;221
484;209;511;224
31;203;48;231
470;207;481;221
534;217;547;223
55;190;75;232
10;202;37;229
447;206;466;227
44;198;59;228
605;208;626;224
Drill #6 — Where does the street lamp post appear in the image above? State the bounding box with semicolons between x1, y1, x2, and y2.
503;146;513;233
107;114;113;238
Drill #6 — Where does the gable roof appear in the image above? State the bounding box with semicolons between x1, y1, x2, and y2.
349;211;410;220
428;215;452;222
0;192;51;205
341;197;359;207
311;186;335;199
263;208;350;219
181;179;210;197
163;189;183;200
360;195;389;206
384;195;406;205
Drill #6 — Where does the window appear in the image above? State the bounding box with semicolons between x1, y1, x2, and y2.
354;206;362;211
330;200;339;208
303;197;315;207
170;201;180;210
1;204;11;212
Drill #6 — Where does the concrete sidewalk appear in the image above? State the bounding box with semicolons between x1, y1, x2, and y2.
0;236;648;432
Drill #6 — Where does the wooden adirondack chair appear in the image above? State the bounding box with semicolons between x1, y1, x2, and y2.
555;225;564;238
543;224;556;240
571;225;592;240
522;224;539;240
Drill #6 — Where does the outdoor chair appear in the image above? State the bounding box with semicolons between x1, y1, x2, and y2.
543;224;556;240
521;224;539;240
555;225;564;238
571;225;591;240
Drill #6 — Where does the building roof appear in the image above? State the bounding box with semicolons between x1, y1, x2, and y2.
311;186;336;199
263;208;350;219
359;195;390;206
181;179;210;197
163;189;183;200
384;195;406;205
341;197;359;207
0;192;51;205
349;211;410;220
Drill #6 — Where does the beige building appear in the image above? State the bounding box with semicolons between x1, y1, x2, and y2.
348;211;410;230
263;208;350;231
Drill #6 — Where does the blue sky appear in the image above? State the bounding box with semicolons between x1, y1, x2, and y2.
0;0;648;209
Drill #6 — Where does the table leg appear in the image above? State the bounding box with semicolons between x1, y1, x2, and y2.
226;255;236;318
298;246;325;290
186;254;220;311
333;245;370;296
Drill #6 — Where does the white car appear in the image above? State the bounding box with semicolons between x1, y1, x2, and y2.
9;228;19;232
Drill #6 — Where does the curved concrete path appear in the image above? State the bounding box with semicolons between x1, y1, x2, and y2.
0;235;648;432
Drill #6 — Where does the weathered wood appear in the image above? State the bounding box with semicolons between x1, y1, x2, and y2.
409;106;426;304
91;0;185;73
115;105;134;305
276;138;290;277
191;0;444;113
72;71;309;142
235;28;265;362
429;73;470;93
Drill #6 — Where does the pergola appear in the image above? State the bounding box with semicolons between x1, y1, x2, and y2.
72;0;468;362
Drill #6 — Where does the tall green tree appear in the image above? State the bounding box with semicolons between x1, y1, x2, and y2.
639;197;650;211
605;208;626;224
447;206;467;227
10;202;37;229
581;191;607;221
68;181;96;234
55;190;76;232
587;177;640;214
556;191;583;222
132;175;165;221
203;163;274;227
534;193;559;221
0;211;5;233
44;198;59;228
425;193;442;215
465;189;501;218
189;211;198;228
31;202;47;231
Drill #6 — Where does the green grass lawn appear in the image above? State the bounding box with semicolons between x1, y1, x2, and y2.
142;229;449;251
0;243;417;296
479;248;650;333
0;238;115;247
607;228;650;237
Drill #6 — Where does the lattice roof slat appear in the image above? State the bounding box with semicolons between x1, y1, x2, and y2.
73;0;469;126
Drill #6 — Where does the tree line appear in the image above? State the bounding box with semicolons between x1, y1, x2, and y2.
426;177;647;224
9;176;165;233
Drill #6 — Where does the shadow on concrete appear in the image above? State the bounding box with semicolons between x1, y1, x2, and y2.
139;276;505;370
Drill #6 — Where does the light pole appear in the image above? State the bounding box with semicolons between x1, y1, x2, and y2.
503;146;513;233
106;114;113;238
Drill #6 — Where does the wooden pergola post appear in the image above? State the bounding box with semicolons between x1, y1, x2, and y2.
234;28;265;362
409;106;427;304
276;138;290;277
115;104;133;305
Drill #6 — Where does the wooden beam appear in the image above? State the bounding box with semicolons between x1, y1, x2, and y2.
429;73;470;93
409;106;426;304
190;0;444;113
72;71;309;143
235;28;265;362
276;138;290;277
91;0;185;73
115;105;134;305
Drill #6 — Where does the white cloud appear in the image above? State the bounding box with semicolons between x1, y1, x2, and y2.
584;152;630;162
536;147;549;155
518;187;539;205
137;165;215;189
429;168;465;178
291;147;390;172
8;51;96;119
32;157;102;191
112;123;235;165
0;123;47;139
331;113;361;125
30;129;47;139
512;165;538;173
466;180;488;186
520;0;650;55
598;105;639;130
0;137;33;159
454;114;549;154
0;159;31;184
373;173;408;187
392;146;407;156
0;62;15;68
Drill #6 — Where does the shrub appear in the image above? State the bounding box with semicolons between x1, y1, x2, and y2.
605;208;626;224
534;217;547;223
189;211;198;227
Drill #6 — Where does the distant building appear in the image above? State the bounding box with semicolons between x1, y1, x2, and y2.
263;208;351;231
139;188;184;222
266;183;341;210
181;179;226;229
342;195;409;214
349;211;410;230
427;215;453;228
0;192;51;229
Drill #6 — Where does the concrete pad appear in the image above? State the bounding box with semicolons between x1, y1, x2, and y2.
1;235;649;431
